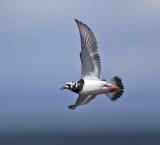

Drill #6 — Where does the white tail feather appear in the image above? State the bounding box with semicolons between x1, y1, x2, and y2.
105;76;124;101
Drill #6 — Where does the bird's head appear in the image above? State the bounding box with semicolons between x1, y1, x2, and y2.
60;81;76;90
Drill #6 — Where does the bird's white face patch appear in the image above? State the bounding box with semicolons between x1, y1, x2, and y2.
66;82;76;89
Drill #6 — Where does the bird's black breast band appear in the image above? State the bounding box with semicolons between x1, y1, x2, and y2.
72;79;84;93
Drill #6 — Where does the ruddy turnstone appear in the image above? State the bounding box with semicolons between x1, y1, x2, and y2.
61;19;124;110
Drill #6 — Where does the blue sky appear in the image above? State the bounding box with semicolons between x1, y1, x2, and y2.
0;0;160;134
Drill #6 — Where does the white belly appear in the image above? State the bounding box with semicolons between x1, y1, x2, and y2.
79;80;109;95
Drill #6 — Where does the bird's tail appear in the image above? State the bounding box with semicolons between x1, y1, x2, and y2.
105;76;124;101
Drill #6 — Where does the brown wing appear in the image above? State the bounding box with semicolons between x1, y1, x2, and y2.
68;95;96;110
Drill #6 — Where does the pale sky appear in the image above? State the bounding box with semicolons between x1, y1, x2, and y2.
0;0;160;134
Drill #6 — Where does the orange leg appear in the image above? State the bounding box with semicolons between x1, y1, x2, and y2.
106;86;119;92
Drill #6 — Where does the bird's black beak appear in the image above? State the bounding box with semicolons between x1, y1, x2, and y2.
60;86;67;90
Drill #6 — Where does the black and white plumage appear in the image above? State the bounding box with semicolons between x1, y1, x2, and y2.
61;19;124;110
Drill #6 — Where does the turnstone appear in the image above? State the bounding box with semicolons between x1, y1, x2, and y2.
61;19;124;110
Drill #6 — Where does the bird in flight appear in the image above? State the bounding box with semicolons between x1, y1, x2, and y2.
61;19;124;110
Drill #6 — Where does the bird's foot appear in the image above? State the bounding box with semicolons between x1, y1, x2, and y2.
68;105;76;110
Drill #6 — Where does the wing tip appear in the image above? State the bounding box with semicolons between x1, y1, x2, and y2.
74;19;83;26
74;19;89;28
74;18;78;21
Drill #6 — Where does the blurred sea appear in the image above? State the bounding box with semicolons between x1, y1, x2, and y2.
1;132;160;145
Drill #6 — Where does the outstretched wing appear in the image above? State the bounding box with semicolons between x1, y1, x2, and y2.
75;19;101;80
68;95;96;110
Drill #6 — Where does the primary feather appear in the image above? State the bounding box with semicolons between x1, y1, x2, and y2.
75;19;102;80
